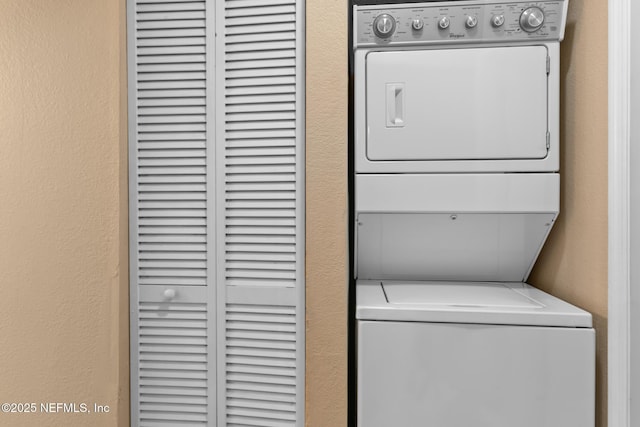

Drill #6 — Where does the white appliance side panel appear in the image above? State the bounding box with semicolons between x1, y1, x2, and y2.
357;320;595;427
356;213;556;282
356;173;560;213
366;46;548;161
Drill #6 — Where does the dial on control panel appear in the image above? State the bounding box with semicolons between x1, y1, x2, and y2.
491;14;505;28
465;15;478;29
520;7;545;32
438;16;450;30
373;13;396;38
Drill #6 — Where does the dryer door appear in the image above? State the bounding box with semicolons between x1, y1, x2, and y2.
365;46;548;161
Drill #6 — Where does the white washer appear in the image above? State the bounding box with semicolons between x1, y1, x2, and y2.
357;281;595;427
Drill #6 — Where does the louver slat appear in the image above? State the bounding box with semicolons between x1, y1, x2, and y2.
137;11;205;21
138;28;206;39
138;45;207;56
138;38;207;47
137;2;205;13
129;0;213;426
226;5;295;17
227;32;296;44
226;0;296;8
226;14;295;28
225;22;296;36
137;0;202;3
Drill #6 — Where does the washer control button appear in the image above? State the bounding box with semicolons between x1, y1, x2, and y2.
491;14;505;28
520;7;545;32
438;16;450;30
373;13;396;38
412;18;424;31
465;15;478;29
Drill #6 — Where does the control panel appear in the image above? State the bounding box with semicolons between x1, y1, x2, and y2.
355;1;566;47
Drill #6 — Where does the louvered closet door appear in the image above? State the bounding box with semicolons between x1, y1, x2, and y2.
128;0;305;426
215;1;305;426
128;0;217;426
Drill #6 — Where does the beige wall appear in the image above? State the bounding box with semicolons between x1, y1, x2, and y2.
0;1;128;426
0;1;607;426
305;0;350;425
529;2;609;426
306;2;609;427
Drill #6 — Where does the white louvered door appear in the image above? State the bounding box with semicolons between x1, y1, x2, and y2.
215;1;304;426
128;1;305;426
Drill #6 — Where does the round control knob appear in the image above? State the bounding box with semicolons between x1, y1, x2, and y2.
412;18;424;31
438;16;450;30
373;13;396;38
163;288;176;300
520;7;545;32
491;14;505;28
465;15;478;29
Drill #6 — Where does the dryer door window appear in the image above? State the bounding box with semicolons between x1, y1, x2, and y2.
365;46;548;161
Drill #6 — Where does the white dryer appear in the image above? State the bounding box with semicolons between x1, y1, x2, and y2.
352;1;595;426
353;0;570;281
353;0;565;174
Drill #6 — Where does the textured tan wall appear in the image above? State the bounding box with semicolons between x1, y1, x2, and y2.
0;1;606;426
305;0;349;425
0;1;129;426
529;2;608;427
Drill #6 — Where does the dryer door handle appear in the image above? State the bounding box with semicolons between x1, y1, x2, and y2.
386;83;405;128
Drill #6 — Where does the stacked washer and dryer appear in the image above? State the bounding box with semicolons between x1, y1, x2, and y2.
352;1;594;426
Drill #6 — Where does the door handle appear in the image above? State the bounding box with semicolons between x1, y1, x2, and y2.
386;83;405;128
163;288;177;300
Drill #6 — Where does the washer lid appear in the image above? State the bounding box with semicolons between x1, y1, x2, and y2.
384;282;543;309
356;280;592;328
